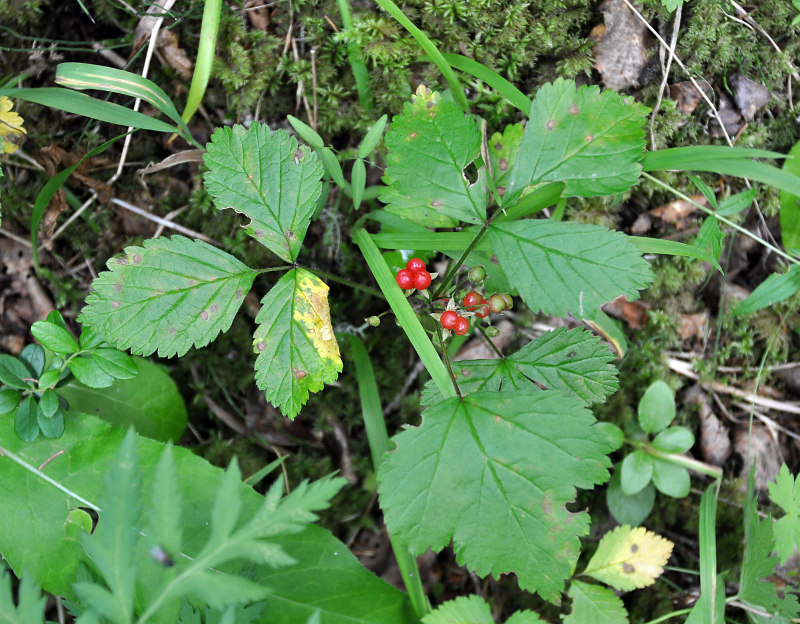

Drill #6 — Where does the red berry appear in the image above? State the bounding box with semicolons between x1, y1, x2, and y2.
406;257;426;272
475;304;490;318
440;310;459;329
463;291;483;309
396;269;414;289
454;316;470;335
413;270;432;290
488;294;506;314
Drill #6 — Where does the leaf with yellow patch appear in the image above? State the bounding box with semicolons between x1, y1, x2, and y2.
582;525;673;591
253;268;342;418
0;96;26;154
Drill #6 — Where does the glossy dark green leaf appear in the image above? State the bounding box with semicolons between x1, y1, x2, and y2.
620;450;653;495
0;389;21;415
19;344;45;378
0;355;31;390
652;426;695;454
652;459;690;498
39;389;58;419
31;321;80;355
69;357;114;389
14;396;39;442
37;369;61;390
37;408;65;439
92;349;138;380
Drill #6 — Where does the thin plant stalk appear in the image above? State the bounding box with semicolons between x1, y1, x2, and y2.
182;0;222;124
335;0;373;110
347;335;431;619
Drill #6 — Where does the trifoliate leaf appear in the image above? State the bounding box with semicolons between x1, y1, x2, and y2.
563;580;628;624
421;327;618;407
80;236;258;358
0;96;26;154
490;220;653;317
253;269;343;418
203;124;324;262
582;525;674;591
768;464;800;564
378;390;614;602
506;78;648;200
381;85;487;226
0;565;46;624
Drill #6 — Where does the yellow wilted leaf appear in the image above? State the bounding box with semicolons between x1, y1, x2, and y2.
293;270;341;364
582;525;674;591
0;96;26;154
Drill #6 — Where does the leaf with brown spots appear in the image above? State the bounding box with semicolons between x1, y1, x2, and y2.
378;390;614;602
582;525;674;591
80;236;258;357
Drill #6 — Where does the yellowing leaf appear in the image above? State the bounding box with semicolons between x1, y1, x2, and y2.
0;96;26;154
582;525;674;591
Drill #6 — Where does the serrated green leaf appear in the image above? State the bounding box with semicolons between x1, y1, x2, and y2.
488;123;524;191
19;344;45;378
696;217;724;264
490;220;653;317
780;139;800;255
638;381;675;433
0;388;21;414
69;357;114;389
0;414;415;624
507;78;648;200
358;115;388;158
422;327;618;407
92;348;138;380
0;565;46;624
378;390;613;602
80;236;258;358
768;464;800;564
651;459;690;498
253;269;343;418
203;124;324;262
31;321;80;355
564;581;628;624
14;396;39;442
621;450;653;496
661;0;683;12
732;265;800;316
606;465;655;526
582;525;673;591
381;86;486;225
148;443;182;557
652;427;694;454
59;357;187;442
422;595;493;624
0;354;32;390
351;157;366;210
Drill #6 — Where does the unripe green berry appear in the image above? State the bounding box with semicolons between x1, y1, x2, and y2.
365;316;381;327
468;265;486;283
484;325;501;337
500;293;513;310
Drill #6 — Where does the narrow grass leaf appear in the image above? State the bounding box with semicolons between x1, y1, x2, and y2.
732;265;800;316
439;53;532;114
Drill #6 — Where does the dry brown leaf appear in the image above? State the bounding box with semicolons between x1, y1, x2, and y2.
603;295;649;329
685;385;731;466
594;0;649;91
669;80;712;114
631;194;707;233
157;29;193;81
729;74;770;122
677;312;708;341
244;0;271;30
735;424;782;490
710;92;744;137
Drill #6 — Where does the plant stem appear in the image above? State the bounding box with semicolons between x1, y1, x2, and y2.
431;224;488;299
640;607;693;624
181;0;221;124
641;442;723;481
642;172;799;266
303;267;384;299
477;324;504;358
335;0;373;110
436;326;462;398
347;336;431;619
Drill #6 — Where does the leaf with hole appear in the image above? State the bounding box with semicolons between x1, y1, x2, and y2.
203;124;324;262
253;269;343;419
80;236;258;358
506;78;649;201
490;220;653;317
381;86;486;225
378;390;613;602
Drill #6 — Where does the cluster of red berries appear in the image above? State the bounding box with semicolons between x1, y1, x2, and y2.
439;310;470;335
395;258;432;290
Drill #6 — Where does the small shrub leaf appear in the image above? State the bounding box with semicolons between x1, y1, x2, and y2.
92;348;138;380
253;269;343;419
651;459;690;498
490;220;653;317
0;388;21;414
651;427;694;454
378;390;613;602
80;236;258;358
19;344;45;378
637;381;675;434
381;86;487;225
582;525;673;591
69;357;115;389
620;450;653;496
506;78;648;200
563;580;628;624
0;354;32;389
203;123;324;262
14;396;39;442
31;321;79;354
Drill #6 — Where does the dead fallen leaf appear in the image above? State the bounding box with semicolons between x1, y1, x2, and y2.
244;0;271;30
631;194;707;233
729;74;770;122
603;295;649;329
710;92;744;138
678;312;708;341
157;29;193;81
669;80;713;114
735;424;781;490
594;0;649;91
685;385;730;466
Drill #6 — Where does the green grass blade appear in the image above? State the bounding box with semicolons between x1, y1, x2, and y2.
335;0;373;110
437;53;531;114
697;484;722;623
353;229;455;399
372;0;468;112
631;237;722;273
55;62;191;138
494;181;565;222
0;87;177;133
371;231;483;251
642;146;787;170
30;132;129;271
181;0;221;124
